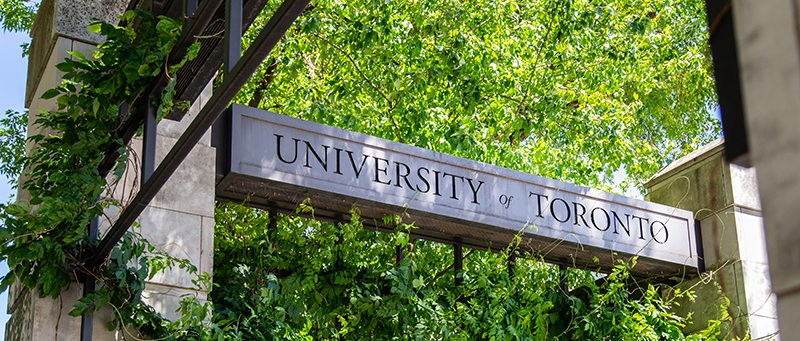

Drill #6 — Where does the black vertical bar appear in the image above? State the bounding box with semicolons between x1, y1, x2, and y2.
88;0;313;271
334;214;344;268
558;264;569;294
454;242;463;286
80;215;99;341
396;245;403;264
79;276;95;340
705;0;749;166
185;0;198;25
507;251;516;279
224;0;243;75
695;219;706;274
267;208;277;230
88;211;98;243
142;101;157;185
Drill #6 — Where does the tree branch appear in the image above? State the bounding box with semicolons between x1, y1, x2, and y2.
309;32;404;142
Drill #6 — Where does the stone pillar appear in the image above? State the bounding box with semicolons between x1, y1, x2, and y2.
725;0;800;339
6;0;216;339
644;138;779;340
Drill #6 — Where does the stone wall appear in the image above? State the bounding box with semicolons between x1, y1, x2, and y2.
7;0;216;338
728;0;800;339
645;138;779;340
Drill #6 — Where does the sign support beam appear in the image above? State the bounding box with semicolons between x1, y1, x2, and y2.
95;0;226;179
86;0;311;270
454;242;463;286
142;99;157;184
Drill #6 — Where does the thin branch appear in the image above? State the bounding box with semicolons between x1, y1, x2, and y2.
426;248;476;287
309;32;404;142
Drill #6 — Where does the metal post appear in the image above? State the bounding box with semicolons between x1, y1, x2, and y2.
396;245;403;264
224;0;243;75
142;100;157;185
695;219;706;274
558;264;569;294
267;208;277;229
507;251;516;279
80;215;99;341
184;0;198;25
454;242;463;286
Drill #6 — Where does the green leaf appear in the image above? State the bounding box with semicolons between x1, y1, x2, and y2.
41;89;60;99
87;22;102;33
66;50;85;60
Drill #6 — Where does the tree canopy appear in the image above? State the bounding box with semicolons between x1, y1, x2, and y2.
0;0;35;33
236;0;719;192
212;0;726;338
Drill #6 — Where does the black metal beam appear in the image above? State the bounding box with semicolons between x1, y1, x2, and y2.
705;0;750;166
454;242;463;286
87;0;311;270
184;0;198;25
396;245;403;264
695;219;706;274
224;0;242;75
507;251;516;279
142;100;157;184
558;264;569;295
267;208;277;229
96;0;227;179
79;216;99;341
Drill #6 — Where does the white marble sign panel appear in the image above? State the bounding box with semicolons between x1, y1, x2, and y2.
221;104;698;270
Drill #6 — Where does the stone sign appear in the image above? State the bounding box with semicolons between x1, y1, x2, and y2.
214;104;700;276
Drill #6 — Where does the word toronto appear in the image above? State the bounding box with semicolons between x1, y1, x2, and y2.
528;192;670;244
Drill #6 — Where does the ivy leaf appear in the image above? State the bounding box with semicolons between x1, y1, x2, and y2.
87;22;102;33
40;89;60;99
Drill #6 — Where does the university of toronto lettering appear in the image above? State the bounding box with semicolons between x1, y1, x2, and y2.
216;104;699;272
275;134;485;204
272;133;670;245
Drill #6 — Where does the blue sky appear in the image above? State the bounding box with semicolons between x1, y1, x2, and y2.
0;29;30;340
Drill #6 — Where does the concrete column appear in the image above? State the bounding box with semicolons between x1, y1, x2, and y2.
725;0;800;339
6;0;216;339
644;138;779;340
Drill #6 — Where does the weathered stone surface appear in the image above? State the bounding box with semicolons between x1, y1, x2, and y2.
142;283;208;322
18;284;123;341
698;206;740;269
136;206;204;288
55;0;127;44
200;216;215;280
730;165;761;211
778;291;800;339
159;81;214;145
25;0;126;107
5;285;32;341
646;139;779;339
645;138;731;219
734;0;800;299
104;136;215;219
150;136;216;218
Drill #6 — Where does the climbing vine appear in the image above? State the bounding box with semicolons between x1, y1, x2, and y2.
0;7;200;329
203;202;729;340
